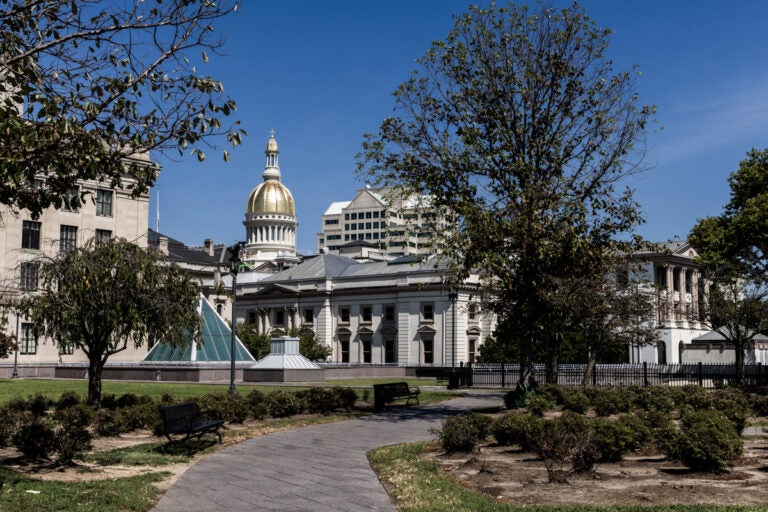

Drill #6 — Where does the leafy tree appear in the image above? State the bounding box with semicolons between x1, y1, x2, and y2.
288;326;331;361
0;311;16;359
235;322;270;360
690;149;768;386
18;238;200;407
357;2;653;388
0;0;245;217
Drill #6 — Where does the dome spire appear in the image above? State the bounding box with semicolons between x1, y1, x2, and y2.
264;130;280;181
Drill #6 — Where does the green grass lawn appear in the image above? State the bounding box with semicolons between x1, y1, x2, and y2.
0;377;459;405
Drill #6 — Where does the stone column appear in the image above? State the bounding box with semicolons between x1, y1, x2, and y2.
666;266;674;326
691;271;700;323
679;268;687;323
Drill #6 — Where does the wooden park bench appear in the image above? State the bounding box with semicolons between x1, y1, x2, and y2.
372;382;420;411
158;401;224;452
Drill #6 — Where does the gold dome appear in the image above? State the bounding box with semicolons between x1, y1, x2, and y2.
246;181;295;216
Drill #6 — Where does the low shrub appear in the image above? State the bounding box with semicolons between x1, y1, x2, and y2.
55;391;81;410
560;388;590;414
439;413;490;453
590;417;638;463
27;393;52;417
94;409;125;437
266;390;304;418
13;421;56;460
197;392;250;424
297;387;342;415
54;404;94;431
491;412;542;451
246;389;269;420
667;409;743;473
333;387;358;411
592;389;631;417
0;406;20;447
118;402;162;433
526;395;552;417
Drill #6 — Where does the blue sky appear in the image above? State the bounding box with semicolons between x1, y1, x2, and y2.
149;0;768;254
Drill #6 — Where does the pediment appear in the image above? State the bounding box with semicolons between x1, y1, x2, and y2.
466;326;482;336
250;283;298;297
417;325;437;335
357;326;374;335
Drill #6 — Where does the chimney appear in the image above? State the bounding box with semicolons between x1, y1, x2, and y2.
158;236;169;256
204;238;214;256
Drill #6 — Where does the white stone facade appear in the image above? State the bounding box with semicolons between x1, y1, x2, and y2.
235;254;494;366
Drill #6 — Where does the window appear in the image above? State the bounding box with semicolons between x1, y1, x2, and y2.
350;234;357;241
351;213;357;220
423;337;434;364
274;309;285;326
21;221;41;250
95;229;112;243
372;232;379;239
247;310;257;324
20;323;37;354
384;336;396;363
344;234;349;241
365;211;372;219
96;189;113;217
59;225;77;252
362;337;372;363
361;305;372;323
303;308;314;324
19;262;38;291
384;305;395;322
373;222;379;229
365;233;372;240
62;186;79;212
344;213;349;220
373;211;379;218
216;304;223;316
63;342;75;355
468;338;477;364
340;338;350;363
344;224;349;230
421;303;434;322
468;303;478;321
324;218;339;225
365;222;371;229
339;306;350;323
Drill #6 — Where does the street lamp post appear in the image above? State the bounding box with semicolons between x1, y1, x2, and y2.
228;242;244;394
12;313;19;379
448;288;458;388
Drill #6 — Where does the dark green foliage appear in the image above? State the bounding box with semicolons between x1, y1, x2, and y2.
197;392;249;424
6;398;27;414
536;384;564;405
526;395;552;417
94;409;125;437
439;413;490;453
55;391;81;410
27;393;52;417
296;387;342;415
54;404;94;431
118;402;163;433
333;387;358;411
589;417;637;463
504;381;535;409
591;388;631;416
246;389;268;420
265;390;304;418
491;412;542;451
614;413;653;452
0;406;20;447
101;394;119;410
667;409;743;473
627;386;675;412
55;424;92;464
12;421;56;460
560;388;590;414
747;392;768;416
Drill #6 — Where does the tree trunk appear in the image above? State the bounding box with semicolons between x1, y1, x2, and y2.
734;336;746;387
582;349;597;387
519;335;537;389
87;356;104;409
545;333;561;384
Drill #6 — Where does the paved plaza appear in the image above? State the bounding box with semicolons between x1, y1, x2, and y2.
153;391;504;512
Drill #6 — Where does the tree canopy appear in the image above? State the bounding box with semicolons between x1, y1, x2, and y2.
0;0;244;217
18;238;200;407
357;2;653;386
689;148;768;385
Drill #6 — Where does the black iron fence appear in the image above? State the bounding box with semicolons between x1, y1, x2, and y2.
466;362;768;389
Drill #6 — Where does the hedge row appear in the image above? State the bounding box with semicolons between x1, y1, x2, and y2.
0;386;358;465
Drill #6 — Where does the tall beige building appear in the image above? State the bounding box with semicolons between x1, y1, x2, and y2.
316;186;444;257
0;155;152;367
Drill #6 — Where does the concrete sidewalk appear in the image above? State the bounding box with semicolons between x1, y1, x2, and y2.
152;392;504;512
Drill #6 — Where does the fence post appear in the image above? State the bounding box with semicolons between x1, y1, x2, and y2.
592;364;597;386
643;362;648;387
698;361;703;387
501;362;505;388
759;362;763;386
